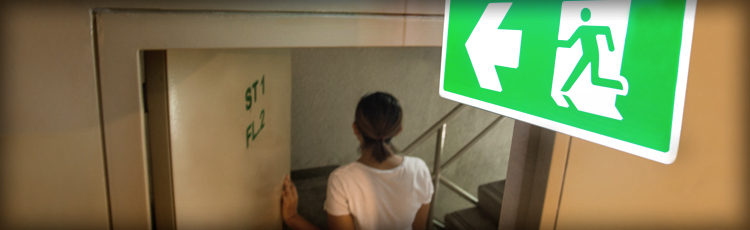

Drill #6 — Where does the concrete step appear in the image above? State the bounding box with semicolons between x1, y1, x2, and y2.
444;207;498;230
477;180;505;224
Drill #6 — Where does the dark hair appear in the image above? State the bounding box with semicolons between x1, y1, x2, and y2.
354;92;403;163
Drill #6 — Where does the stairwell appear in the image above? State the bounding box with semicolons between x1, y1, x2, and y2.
288;104;512;230
444;180;505;230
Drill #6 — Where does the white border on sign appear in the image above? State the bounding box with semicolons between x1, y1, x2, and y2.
439;0;697;164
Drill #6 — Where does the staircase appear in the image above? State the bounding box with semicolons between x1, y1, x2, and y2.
391;103;510;229
444;180;505;230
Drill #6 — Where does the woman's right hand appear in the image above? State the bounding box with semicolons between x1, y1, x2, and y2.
282;175;299;222
281;175;320;230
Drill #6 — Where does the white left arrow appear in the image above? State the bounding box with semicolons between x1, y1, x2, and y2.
465;3;522;92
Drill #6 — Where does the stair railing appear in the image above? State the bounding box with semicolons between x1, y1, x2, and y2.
396;103;510;230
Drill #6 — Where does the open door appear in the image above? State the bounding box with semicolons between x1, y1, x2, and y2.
144;49;291;229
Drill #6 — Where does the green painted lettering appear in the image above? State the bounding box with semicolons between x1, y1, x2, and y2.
252;80;259;102
245;87;252;110
246;122;254;148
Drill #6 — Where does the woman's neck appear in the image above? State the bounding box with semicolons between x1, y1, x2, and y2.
357;151;404;170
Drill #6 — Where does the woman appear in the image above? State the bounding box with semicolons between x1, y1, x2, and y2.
282;92;434;230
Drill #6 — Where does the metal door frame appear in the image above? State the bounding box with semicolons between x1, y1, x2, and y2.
94;9;443;229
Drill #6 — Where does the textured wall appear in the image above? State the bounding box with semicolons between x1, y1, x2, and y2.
290;47;514;221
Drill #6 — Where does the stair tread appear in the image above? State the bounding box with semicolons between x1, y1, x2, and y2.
479;180;505;197
444;207;498;230
477;180;505;224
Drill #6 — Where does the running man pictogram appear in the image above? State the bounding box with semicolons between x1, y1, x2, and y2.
558;8;623;92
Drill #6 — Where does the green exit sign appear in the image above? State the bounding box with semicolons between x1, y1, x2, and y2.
439;0;697;164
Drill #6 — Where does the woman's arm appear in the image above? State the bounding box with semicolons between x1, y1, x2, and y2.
412;203;431;230
282;175;320;230
327;213;356;230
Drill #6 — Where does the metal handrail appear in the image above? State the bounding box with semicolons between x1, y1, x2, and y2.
396;103;508;230
426;124;446;230
441;116;507;169
399;104;466;155
440;176;478;204
432;219;445;229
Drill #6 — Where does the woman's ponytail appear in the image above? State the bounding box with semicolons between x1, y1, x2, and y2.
354;92;402;163
372;138;393;163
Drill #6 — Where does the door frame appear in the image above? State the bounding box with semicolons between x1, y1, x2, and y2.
94;9;442;229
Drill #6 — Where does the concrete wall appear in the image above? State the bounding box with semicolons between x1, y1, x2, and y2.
291;47;514;221
0;0;444;228
540;1;750;229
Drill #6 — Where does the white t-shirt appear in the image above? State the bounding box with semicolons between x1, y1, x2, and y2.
324;156;434;230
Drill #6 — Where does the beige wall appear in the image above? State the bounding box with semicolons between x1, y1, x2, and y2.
0;0;444;229
166;49;291;229
0;2;109;229
545;1;750;229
